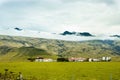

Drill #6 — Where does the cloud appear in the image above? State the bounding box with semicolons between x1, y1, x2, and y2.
0;0;120;34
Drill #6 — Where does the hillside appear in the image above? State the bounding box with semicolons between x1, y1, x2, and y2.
0;35;120;61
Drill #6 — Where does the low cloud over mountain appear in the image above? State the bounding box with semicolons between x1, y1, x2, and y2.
0;28;119;41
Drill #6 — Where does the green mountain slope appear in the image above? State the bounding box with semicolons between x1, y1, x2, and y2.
0;35;120;61
0;46;52;62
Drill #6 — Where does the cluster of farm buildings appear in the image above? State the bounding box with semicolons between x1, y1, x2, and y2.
28;56;111;62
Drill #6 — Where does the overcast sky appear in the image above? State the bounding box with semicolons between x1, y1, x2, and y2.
0;0;120;34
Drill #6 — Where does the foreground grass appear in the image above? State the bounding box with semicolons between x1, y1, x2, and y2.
0;62;120;80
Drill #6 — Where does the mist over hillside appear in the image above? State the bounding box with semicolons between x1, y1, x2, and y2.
0;28;120;41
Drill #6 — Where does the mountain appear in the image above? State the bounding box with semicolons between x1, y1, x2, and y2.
0;35;120;62
61;31;93;36
76;32;93;36
14;27;23;31
61;31;76;35
111;35;120;38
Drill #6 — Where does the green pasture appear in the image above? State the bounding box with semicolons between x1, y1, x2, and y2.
0;62;120;80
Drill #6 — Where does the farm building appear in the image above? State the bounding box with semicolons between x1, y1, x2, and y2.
92;58;100;62
28;56;111;62
102;57;111;61
35;57;54;62
43;58;54;62
88;57;111;62
68;57;86;62
35;57;44;62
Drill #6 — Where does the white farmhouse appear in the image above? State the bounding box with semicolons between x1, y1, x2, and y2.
102;57;111;61
88;58;92;62
43;59;53;62
35;57;44;62
92;58;100;62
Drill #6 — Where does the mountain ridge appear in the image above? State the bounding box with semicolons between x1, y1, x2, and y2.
61;31;93;36
0;35;120;61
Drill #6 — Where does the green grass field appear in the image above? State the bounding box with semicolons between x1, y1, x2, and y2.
0;62;120;80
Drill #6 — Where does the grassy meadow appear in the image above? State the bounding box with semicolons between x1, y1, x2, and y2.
0;62;120;80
